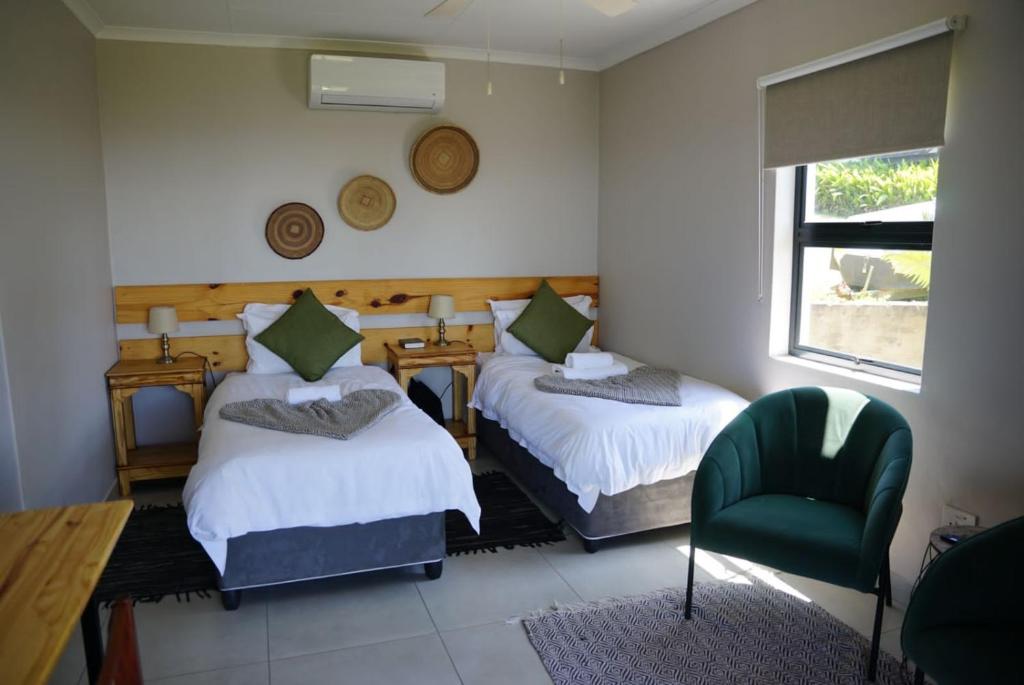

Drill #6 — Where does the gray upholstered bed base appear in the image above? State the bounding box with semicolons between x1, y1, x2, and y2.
478;416;694;544
218;512;445;598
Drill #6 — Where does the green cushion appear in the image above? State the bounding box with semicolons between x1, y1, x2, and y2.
699;494;866;588
254;289;364;381
505;280;593;363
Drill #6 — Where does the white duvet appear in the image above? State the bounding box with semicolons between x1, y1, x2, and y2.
470;353;748;513
184;366;481;574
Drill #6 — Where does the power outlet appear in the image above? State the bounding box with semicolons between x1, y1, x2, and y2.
941;504;977;527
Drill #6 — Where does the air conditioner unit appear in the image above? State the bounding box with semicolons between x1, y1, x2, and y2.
309;55;445;113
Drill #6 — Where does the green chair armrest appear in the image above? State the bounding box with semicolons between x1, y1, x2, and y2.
856;426;912;589
692;412;763;542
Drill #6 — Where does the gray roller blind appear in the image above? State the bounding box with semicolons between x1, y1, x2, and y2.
764;32;954;168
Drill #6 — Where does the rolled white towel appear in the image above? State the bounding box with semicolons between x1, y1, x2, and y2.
286;384;342;405
551;362;629;380
564;352;615;369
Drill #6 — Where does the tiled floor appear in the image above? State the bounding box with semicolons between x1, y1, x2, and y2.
51;454;906;684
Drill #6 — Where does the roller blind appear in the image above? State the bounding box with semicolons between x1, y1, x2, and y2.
764;32;954;169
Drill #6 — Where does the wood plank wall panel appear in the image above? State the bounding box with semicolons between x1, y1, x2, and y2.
119;325;497;371
115;276;599;324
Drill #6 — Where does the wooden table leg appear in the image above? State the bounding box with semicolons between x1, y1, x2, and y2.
81;595;103;685
451;368;465;424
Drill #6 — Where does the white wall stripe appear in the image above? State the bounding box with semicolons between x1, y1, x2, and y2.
115;309;598;340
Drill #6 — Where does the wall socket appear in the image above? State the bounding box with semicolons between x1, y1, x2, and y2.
941;504;978;527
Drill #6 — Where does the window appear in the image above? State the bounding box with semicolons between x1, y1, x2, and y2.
791;148;937;376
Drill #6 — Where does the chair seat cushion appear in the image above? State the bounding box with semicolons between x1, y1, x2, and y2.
905;626;1023;684
698;494;866;589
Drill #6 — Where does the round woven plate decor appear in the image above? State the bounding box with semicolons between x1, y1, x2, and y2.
410;125;479;194
265;202;324;259
338;175;396;231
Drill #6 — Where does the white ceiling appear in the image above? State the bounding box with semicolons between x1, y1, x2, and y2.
64;0;758;70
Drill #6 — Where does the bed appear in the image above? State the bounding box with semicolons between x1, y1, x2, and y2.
183;365;481;609
471;352;747;550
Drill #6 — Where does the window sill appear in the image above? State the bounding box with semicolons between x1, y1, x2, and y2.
770;354;921;395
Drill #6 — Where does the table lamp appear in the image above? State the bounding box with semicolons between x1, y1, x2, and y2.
427;295;455;347
148;306;179;364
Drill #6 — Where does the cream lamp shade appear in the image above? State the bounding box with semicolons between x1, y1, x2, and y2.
427;295;455;320
147;306;179;335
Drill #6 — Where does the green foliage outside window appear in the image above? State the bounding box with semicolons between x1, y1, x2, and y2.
814;156;939;218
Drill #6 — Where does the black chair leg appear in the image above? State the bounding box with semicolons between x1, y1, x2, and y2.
684;540;695;620
882;554;893;607
867;554;890;682
913;666;925;685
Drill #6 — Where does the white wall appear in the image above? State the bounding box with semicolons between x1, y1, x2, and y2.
97;42;600;285
0;0;118;509
599;0;1024;599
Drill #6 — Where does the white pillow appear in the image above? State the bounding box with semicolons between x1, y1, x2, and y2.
238;303;362;374
488;295;593;357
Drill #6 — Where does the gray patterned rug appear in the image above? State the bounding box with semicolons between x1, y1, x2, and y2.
523;582;905;684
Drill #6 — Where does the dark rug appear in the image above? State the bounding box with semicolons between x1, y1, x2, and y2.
523;582;906;685
447;470;566;554
97;470;563;602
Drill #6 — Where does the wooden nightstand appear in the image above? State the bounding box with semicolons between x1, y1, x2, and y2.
106;357;206;495
386;341;477;460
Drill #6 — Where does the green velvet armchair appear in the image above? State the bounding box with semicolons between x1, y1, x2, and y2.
902;515;1024;684
685;386;912;681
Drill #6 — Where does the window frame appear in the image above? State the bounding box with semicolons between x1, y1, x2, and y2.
790;164;934;378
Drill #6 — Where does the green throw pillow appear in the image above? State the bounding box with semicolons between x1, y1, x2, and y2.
254;289;364;381
506;280;594;363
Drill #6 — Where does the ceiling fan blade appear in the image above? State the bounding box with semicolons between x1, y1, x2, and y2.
583;0;638;17
425;0;474;18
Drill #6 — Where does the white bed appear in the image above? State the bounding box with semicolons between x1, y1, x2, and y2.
471;353;748;515
184;365;481;576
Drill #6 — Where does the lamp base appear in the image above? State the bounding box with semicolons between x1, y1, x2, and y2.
436;318;449;347
156;333;175;364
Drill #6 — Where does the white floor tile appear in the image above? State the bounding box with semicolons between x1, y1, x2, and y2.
540;533;712;601
133;595;268;680
270;634;460;685
774;572;903;637
881;627;904;661
48;625;85;685
149;662;269;685
265;569;436;660
441;620;553;685
416;547;581;631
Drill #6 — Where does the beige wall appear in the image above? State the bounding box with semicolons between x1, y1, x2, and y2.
0;0;117;509
97;42;599;285
599;0;1024;599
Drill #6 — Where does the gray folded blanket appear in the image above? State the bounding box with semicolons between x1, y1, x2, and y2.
534;366;684;406
219;389;402;440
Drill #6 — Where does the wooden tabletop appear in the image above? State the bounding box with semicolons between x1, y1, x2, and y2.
107;356;205;377
0;501;133;685
385;341;476;367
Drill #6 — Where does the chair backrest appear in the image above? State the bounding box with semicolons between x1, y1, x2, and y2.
741;387;911;510
97;598;143;685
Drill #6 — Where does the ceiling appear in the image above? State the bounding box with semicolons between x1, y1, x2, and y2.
64;0;757;70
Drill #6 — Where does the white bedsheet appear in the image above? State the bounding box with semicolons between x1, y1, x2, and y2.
470;354;748;513
184;366;481;574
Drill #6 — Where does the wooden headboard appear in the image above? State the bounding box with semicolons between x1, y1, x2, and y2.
115;276;599;371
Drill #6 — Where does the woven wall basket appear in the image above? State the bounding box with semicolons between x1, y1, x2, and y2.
338;175;396;231
410;125;479;194
265;202;324;259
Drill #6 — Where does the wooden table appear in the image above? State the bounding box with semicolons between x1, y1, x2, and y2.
385;341;477;460
107;357;207;495
0;501;133;685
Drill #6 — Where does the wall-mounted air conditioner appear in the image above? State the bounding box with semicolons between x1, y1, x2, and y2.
309;55;445;113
